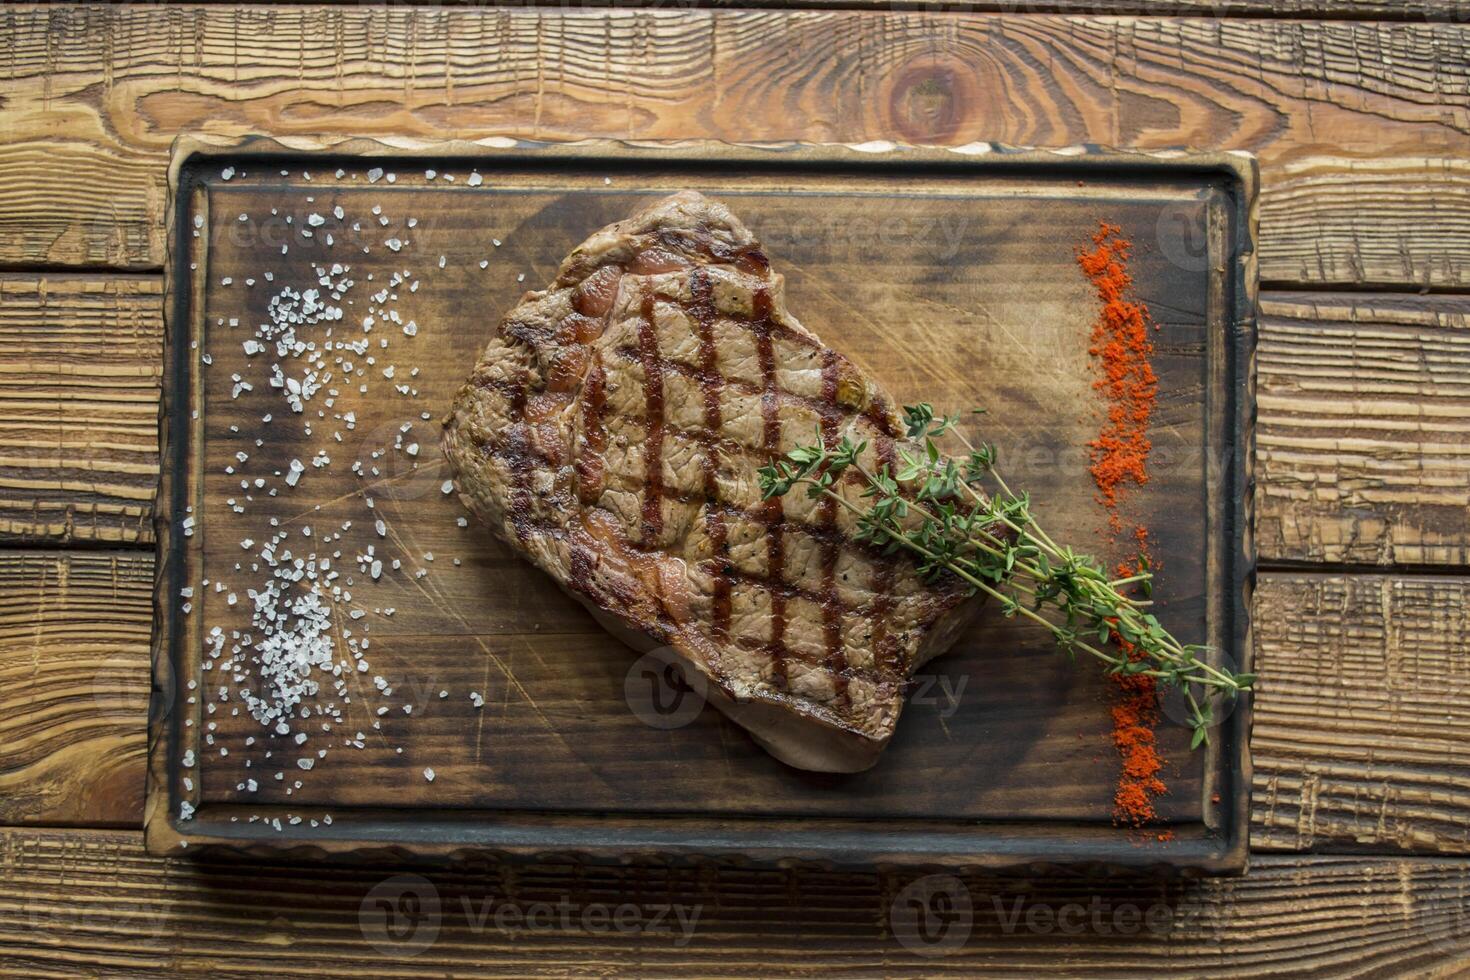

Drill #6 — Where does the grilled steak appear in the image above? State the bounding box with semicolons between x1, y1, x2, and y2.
442;191;981;772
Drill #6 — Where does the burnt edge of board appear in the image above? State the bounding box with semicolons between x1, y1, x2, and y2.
148;134;1258;875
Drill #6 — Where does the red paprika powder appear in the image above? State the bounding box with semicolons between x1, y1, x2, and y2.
1077;223;1167;828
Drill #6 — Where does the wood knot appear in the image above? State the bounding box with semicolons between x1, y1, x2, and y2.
887;63;972;144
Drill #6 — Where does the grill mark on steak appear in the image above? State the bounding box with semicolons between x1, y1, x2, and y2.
869;435;900;678
575;357;609;507
635;284;667;547
817;347;850;707
753;285;789;691
689;268;733;642
505;379;536;543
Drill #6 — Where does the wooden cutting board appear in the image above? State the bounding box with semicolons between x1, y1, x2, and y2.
148;137;1256;872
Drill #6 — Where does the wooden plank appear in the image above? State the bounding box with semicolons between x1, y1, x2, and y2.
1;827;1469;975
2;7;1468;286
8;277;1459;566
3;287;1463;571
158;0;1470;21
0;551;151;827
1;550;1467;854
1253;573;1470;855
0;275;161;545
1257;293;1470;567
1262;158;1470;289
2;280;1462;572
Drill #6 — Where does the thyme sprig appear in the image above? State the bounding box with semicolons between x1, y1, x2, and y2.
757;403;1253;749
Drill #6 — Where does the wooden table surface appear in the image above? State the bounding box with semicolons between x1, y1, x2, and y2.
1;3;1468;976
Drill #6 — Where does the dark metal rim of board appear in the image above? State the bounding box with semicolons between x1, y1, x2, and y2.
149;134;1258;875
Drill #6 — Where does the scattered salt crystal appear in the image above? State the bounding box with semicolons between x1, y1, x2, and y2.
423;767;435;782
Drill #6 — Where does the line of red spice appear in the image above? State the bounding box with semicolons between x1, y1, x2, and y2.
1076;223;1158;537
1109;627;1167;829
1076;222;1167;830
